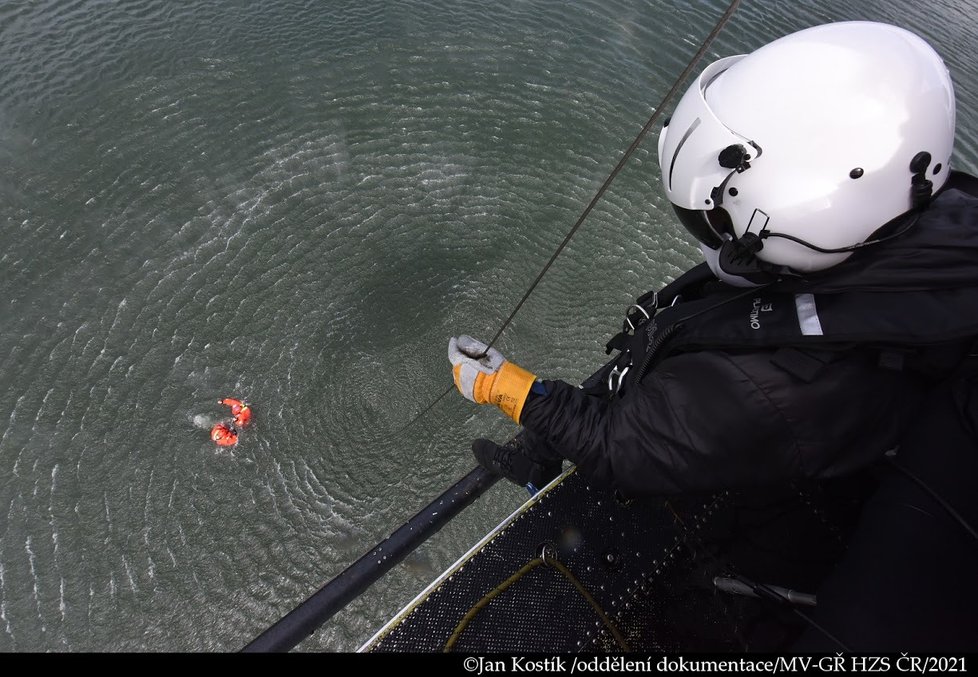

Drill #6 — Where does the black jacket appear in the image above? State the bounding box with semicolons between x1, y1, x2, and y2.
520;172;978;497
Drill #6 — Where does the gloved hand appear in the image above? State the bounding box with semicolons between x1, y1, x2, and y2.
448;335;537;424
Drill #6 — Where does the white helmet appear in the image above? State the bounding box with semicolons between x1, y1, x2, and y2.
657;21;956;273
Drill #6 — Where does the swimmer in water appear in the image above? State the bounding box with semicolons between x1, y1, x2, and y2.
210;423;238;447
219;398;252;427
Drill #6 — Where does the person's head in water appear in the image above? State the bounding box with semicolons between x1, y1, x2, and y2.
657;21;955;285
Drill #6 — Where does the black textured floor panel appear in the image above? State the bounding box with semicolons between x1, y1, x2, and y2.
365;471;765;653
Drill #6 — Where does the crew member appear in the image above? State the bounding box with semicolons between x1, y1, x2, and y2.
448;21;978;649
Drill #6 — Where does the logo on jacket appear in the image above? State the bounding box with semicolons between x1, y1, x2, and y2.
645;320;659;341
749;297;773;330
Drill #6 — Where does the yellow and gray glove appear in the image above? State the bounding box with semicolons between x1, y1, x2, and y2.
448;335;537;424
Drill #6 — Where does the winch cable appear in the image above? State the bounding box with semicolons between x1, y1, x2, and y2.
398;0;743;432
885;454;978;543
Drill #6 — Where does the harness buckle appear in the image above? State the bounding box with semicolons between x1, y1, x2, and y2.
624;301;652;333
607;363;631;394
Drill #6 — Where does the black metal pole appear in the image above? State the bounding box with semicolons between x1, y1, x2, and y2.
241;465;500;652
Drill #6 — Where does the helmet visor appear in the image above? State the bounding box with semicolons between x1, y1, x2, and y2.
672;205;733;250
658;55;753;210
